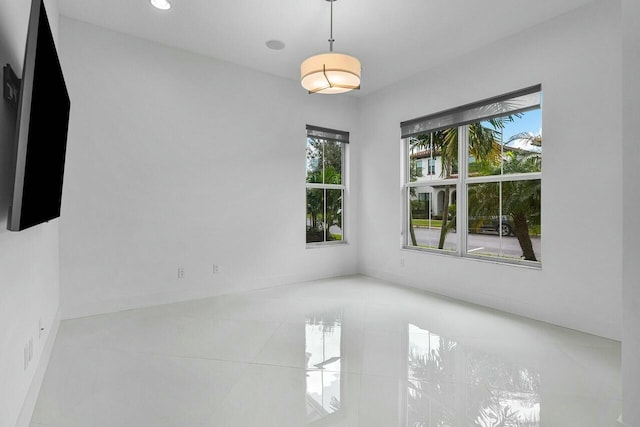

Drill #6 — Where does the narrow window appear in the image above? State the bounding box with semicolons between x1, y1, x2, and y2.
306;125;348;245
427;158;436;175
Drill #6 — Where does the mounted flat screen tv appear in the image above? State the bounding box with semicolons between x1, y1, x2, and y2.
7;0;70;231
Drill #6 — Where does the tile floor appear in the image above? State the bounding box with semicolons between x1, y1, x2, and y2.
31;275;621;426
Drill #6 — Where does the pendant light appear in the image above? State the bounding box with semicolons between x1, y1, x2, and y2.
300;0;361;94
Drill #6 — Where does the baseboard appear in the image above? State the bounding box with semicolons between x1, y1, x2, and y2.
15;309;60;427
61;270;360;320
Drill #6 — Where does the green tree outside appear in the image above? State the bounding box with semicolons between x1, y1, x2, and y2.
306;138;343;243
408;117;541;261
408;118;506;249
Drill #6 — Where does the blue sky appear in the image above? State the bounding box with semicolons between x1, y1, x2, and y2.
500;108;542;142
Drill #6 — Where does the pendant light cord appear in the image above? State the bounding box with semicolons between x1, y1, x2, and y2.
328;0;335;52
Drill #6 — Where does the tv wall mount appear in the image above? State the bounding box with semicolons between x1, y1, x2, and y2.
3;64;21;108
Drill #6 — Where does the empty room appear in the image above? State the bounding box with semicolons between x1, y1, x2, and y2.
1;0;639;425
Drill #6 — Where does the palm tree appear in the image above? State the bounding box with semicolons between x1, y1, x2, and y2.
409;119;506;249
408;160;420;246
468;132;541;261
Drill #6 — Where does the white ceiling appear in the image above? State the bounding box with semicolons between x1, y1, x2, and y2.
58;0;597;96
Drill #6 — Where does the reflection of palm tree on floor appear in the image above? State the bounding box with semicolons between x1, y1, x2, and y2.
407;335;459;426
407;333;540;426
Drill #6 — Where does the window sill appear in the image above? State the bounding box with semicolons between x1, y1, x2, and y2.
306;241;349;249
401;245;542;270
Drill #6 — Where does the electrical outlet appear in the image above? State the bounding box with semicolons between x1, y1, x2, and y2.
400;257;405;267
213;264;220;274
178;267;185;279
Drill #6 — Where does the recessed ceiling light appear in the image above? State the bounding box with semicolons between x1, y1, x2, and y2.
266;40;285;50
150;0;171;10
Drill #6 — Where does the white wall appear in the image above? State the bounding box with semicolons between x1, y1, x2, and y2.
622;0;640;423
357;0;622;340
58;18;360;319
0;1;61;426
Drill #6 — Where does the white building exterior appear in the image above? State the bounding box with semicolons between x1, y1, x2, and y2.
410;134;541;218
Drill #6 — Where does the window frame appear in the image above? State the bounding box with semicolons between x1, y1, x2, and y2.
415;159;423;177
401;88;542;267
306;126;348;247
427;158;436;175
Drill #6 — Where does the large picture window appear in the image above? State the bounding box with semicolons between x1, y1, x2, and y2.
402;86;542;265
306;125;348;245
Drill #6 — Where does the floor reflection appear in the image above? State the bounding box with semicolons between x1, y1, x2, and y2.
30;276;620;427
306;312;343;424
406;324;540;426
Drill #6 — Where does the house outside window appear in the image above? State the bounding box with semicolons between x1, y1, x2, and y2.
402;86;542;266
306;125;348;245
427;158;436;175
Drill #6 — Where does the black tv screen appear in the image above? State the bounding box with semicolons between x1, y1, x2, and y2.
7;0;70;231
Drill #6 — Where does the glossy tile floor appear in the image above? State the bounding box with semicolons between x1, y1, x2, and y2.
31;275;621;426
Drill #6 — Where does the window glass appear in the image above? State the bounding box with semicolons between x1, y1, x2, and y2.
468;179;542;262
403;88;541;266
467;182;503;256
325;189;343;242
415;160;423;177
407;127;459;252
500;179;541;261
469;110;542;178
306;188;325;243
466;109;542;262
427;158;436;175
306;138;321;182
408;129;458;182
407;184;457;252
306;130;347;245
